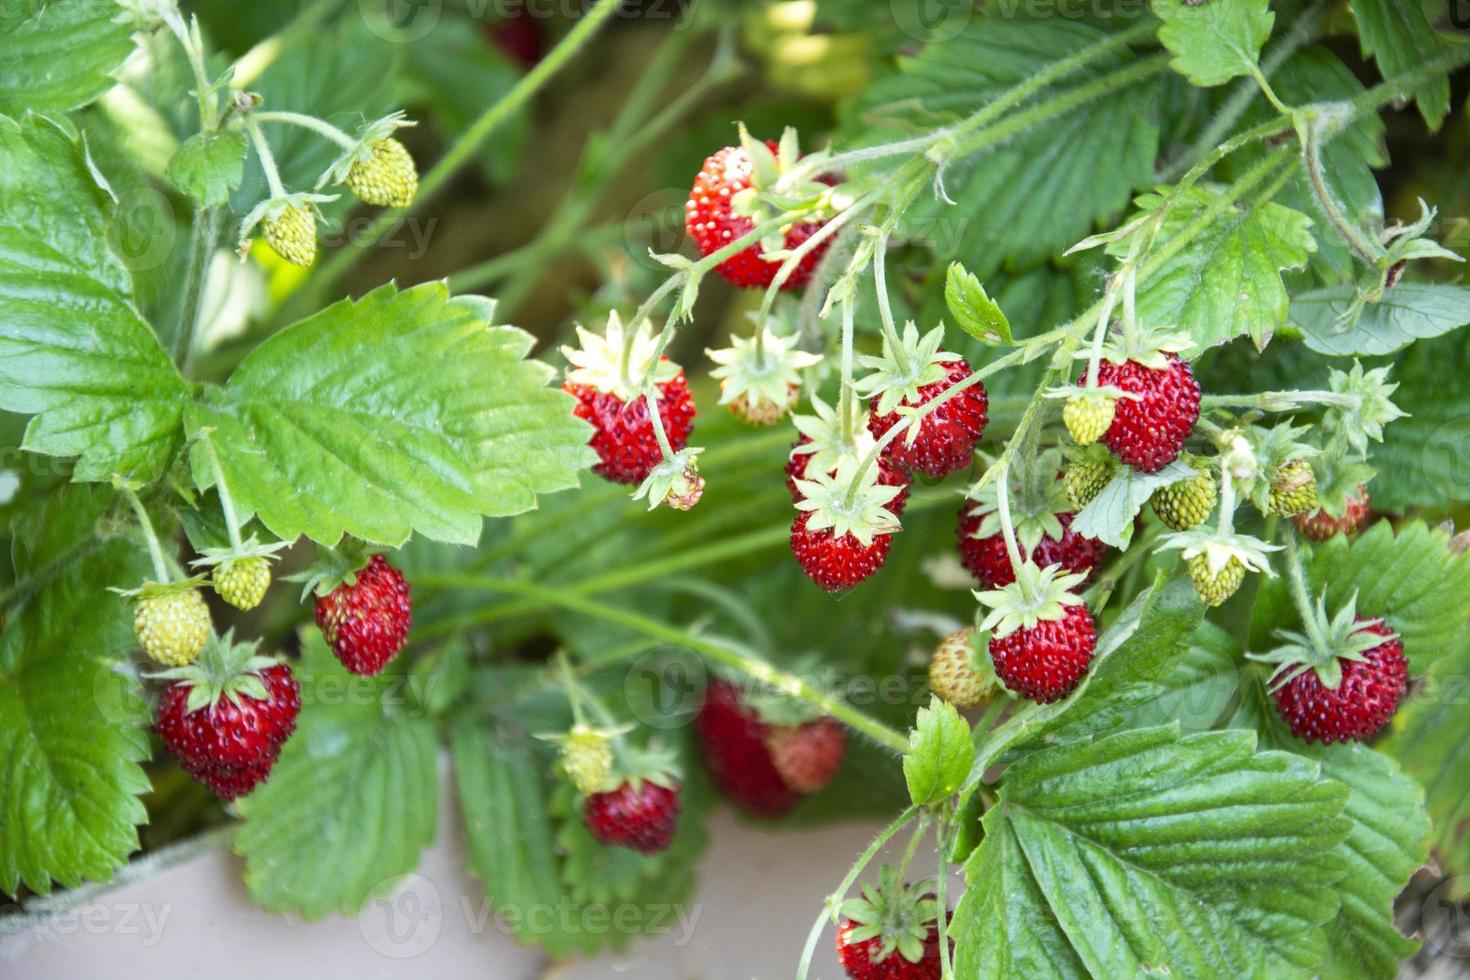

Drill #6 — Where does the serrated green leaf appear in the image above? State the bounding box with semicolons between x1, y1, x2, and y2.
839;18;1163;278
0;113;189;482
953;726;1350;978
944;263;1011;345
0;485;153;894
1153;0;1274;87
1123;186;1316;354
1349;0;1450;129
1071;459;1195;547
168;130;247;208
234;637;438;918
0;0;134;113
1116;620;1242;733
1292;283;1470;357
186;283;594;547
1249;522;1470;675
904;698;974;805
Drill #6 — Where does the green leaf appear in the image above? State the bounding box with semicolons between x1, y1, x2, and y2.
953;726;1350;978
187;284;594;547
1349;0;1450;129
0;0;134;113
1249;522;1470;675
944;262;1012;345
234;637;438;918
1071;459;1196;547
1122;186;1317;354
904;697;974;805
168;130;248;208
1153;0;1274;87
839;18;1164;277
0;485;153;894
0;114;189;482
1116;620;1243;733
1292;283;1470;357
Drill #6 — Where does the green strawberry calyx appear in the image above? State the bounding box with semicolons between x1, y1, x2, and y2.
149;629;283;713
190;533;289;569
961;448;1070;555
974;562;1088;640
854;322;958;421
283;538;378;600
794;459;902;548
1250;592;1389;693
839;867;941;965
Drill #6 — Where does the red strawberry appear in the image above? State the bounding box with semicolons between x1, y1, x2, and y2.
1096;354;1200;473
584;779;681;854
867;357;988;478
314;554;411;676
787;438;909;515
566;369;696;485
685;139;832;290
1271;619;1406;744
956;507;1105;589
790;510;893;592
836;919;944;980
1293;485;1371;541
696;679;800;817
180;756;279;802
766;717;846;793
989;603;1097;704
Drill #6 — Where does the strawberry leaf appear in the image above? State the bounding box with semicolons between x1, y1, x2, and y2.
168;130;248;209
1349;0;1451;129
1071;459;1196;547
1153;0;1274;88
0;114;190;482
0;485;153;894
233;635;438;918
953;726;1350;977
0;0;135;113
1291;283;1470;357
944;262;1012;345
186;284;595;547
903;697;974;806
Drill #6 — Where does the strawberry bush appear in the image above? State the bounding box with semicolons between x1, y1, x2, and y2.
4;0;1470;976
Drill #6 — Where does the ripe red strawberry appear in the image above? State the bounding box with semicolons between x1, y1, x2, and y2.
314;554;411;676
584;779;681;854
685;137;832;290
836;870;947;980
836;919;943;980
1293;485;1370;541
181;757;278;802
790;510;893;592
787;438;909;515
988;603;1097;704
955;507;1105;589
867;357;988;478
766;717;846;793
1270;619;1406;744
696;679;801;817
1096;354;1200;473
566;370;695;485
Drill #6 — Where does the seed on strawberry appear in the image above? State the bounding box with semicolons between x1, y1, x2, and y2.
696;679;801;817
928;626;999;709
1096;353;1200;473
584;779;681;854
1062;389;1115;446
213;556;271;611
685;133;834;291
1187;553;1244;607
263;205;317;268
563;314;697;485
1150;457;1216;531
835;869;947;980
1269;619;1406;744
313;554;411;676
134;588;211;667
988;602;1097;704
766;717;846;794
347;137;418;208
1293;485;1370;540
956;507;1105;590
791;510;893;591
867;357;988;478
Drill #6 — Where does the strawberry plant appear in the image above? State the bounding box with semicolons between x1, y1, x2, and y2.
4;1;1470;977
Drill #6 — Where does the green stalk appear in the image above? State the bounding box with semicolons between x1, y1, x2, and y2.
172;207;221;370
119;485;171;583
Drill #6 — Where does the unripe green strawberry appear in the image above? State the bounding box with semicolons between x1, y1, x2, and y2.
1267;458;1318;516
213;556;270;611
1150;459;1216;531
264;206;317;267
560;726;615;795
1187;554;1244;607
347;138;418;208
1062;391;1115;446
928;626;999;708
134;589;211;666
1064;451;1115;510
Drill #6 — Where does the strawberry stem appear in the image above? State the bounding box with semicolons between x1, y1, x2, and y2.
118;483;172;584
244;117;288;200
252;110;358;150
995;464;1029;600
838;296;857;446
641;386;677;460
556;649;588;729
1284;528;1331;656
198;433;245;552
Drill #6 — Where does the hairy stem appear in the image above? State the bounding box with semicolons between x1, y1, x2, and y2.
119;485;170;583
172;207;220;370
